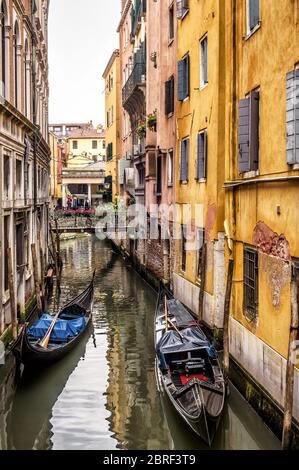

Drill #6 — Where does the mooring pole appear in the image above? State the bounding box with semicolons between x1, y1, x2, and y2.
55;218;62;276
31;243;43;313
282;272;299;450
223;258;234;376
50;226;60;290
198;242;207;321
7;248;17;339
37;230;46;309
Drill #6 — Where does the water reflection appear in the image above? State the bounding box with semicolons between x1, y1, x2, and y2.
0;236;280;450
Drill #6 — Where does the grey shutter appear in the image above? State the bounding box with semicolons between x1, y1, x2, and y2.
286;71;296;164
249;91;259;171
170;76;174;113
203;38;208;84
249;0;260;31
197;131;207;179
295;69;299;163
185;55;190;98
238;98;250;173
180;140;189;181
178;59;185;101
165;79;170;115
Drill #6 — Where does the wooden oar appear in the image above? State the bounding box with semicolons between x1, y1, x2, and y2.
38;311;60;349
167;317;184;343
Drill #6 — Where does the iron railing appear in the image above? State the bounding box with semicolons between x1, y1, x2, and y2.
122;62;146;105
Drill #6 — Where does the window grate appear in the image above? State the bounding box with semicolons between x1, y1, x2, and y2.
244;247;259;322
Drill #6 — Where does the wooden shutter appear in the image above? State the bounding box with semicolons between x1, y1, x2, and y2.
165;79;171;115
249;0;260;31
203;38;208;84
180;140;189;181
148;151;156;177
185;55;190;98
249;91;259;171
295;69;299;163
197;130;207;179
170;76;174;113
238;98;250;173
178;60;185;101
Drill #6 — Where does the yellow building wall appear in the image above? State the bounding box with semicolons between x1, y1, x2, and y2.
104;54;121;200
224;0;299;358
175;0;226;297
67;137;106;169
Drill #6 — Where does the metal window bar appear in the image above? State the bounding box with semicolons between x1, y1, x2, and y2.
244;248;259;321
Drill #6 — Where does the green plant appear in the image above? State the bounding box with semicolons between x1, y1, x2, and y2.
147;110;157;130
137;121;146;138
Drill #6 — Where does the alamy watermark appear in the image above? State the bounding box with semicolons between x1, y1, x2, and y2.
94;201;205;252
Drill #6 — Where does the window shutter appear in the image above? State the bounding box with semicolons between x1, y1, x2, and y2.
165;79;170;115
295;69;299;164
238;98;250;173
178;60;185;101
249;0;260;31
185;54;190;98
170;76;174;112
180;140;189;181
249;91;259;171
203;38;208;84
197;131;207;179
286;71;296;164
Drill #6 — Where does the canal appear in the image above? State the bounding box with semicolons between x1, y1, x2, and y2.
0;235;280;450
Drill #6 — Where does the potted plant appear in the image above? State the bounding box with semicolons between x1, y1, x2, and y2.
147;110;157;131
137;121;146;139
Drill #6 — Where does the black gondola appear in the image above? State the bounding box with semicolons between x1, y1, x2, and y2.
13;272;95;366
155;285;226;446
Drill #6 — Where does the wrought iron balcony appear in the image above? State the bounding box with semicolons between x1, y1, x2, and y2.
131;0;147;40
122;62;146;107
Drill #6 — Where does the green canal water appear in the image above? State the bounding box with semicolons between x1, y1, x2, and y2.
0;236;280;450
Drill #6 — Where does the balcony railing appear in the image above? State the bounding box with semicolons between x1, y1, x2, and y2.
122;62;146;105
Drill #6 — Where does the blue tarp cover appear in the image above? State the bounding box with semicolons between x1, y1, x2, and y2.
28;314;85;342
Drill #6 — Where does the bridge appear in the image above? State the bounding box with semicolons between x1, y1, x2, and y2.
51;210;128;235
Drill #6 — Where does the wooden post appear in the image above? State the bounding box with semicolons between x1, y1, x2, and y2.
282;273;299;450
223;258;234;376
31;243;43;313
7;248;17;339
50;226;60;290
198;242;207;320
55;218;62;276
37;230;45;309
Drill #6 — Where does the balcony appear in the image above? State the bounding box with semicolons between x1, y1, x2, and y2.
122;63;146;111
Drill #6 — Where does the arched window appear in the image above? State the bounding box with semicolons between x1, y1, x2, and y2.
0;0;8;97
24;39;31;118
13;21;21;109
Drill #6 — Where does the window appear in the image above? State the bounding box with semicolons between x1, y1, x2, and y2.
177;0;189;19
178;54;190;101
200;36;208;88
167;150;174;186
181;225;187;272
92;140;98;150
238;90;259;173
106;142;113;161
197;228;205;281
72;140;78;150
244;247;259;321
180;138;189;182
196;130;207;180
169;4;174;41
24;39;30;118
247;0;260;34
138;165;145;187
14;21;20;109
0;1;7;97
157;154;162;195
4;215;9;291
286;69;299;165
165;75;174;115
4;154;10;198
16;159;22;198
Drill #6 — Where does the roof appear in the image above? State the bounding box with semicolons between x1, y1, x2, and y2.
103;50;120;78
68;128;106;140
49;122;91;128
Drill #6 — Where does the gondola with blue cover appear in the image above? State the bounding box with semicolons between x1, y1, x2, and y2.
155;285;226;446
13;272;95;366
